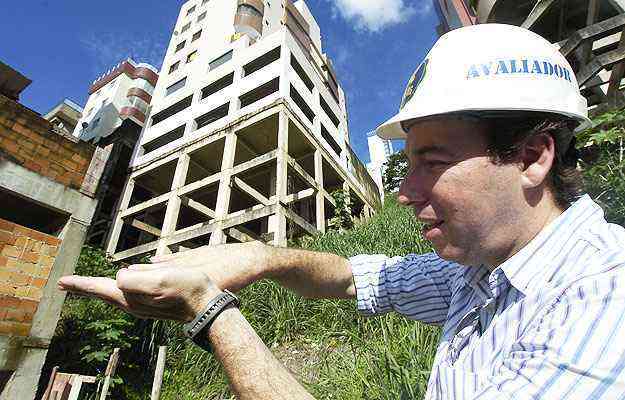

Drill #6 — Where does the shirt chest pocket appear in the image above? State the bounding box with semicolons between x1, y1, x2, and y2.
434;362;489;400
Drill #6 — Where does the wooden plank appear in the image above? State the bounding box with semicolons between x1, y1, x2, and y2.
99;348;120;400
560;14;625;57
521;0;557;30
233;176;271;206
581;0;602;62
607;27;625;99
130;219;162;237
577;45;625;86
151;346;167;400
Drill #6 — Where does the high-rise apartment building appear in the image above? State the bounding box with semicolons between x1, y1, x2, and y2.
433;0;477;36
74;58;159;143
106;0;381;261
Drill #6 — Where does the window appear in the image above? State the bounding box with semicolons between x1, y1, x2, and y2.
181;22;191;33
321;124;342;156
195;103;230;130
91;117;101;129
243;47;281;76
192;30;202;42
151;95;193;126
209;50;233;70
237;3;262;18
165;77;187;96
169;61;180;74
291;55;313;92
187;50;198;64
320;95;340;128
290;85;315;123
187;5;196;16
201;73;234;100
175;41;186;52
197;11;206;23
239;78;279;108
143;126;185;154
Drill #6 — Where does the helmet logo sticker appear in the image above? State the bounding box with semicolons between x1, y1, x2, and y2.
400;58;429;110
466;58;573;83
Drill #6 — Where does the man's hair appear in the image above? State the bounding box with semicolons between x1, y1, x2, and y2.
483;112;585;210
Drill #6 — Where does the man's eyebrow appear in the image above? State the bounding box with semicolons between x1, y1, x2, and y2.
412;146;456;157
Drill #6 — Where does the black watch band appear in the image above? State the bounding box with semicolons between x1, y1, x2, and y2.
184;290;240;351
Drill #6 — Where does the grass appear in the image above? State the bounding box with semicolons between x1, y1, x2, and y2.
156;196;440;399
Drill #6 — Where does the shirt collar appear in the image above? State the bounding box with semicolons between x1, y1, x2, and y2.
498;195;605;295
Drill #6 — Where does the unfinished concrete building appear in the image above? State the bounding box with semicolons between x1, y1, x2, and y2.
105;0;381;261
435;0;625;113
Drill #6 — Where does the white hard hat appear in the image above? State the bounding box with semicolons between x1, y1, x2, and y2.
376;24;592;140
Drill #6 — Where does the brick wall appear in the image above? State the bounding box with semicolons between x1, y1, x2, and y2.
0;94;94;190
0;218;60;337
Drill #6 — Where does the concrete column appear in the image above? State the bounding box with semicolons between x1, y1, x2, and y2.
270;111;289;247
210;133;238;245
1;218;89;400
105;177;135;255
314;150;325;233
156;154;190;255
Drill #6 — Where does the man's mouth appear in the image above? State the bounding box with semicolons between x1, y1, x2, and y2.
422;221;444;238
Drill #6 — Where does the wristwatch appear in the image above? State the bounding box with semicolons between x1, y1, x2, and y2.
184;289;240;351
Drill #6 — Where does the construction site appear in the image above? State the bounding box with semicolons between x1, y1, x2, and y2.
1;0;625;398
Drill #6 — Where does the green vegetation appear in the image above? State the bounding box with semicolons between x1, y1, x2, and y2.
383;151;408;193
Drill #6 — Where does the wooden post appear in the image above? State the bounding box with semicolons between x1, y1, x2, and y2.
581;0;601;63
151;346;167;400
98;348;120;400
41;366;59;400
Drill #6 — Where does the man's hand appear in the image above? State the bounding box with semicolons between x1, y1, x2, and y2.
58;264;221;322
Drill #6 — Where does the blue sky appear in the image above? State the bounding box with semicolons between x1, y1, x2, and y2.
1;0;439;163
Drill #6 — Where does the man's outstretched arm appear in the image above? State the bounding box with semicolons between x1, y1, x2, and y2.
146;242;356;299
59;265;316;400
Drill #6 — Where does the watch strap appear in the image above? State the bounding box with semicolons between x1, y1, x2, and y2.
184;289;239;350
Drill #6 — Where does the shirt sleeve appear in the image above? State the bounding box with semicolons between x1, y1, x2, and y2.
471;264;625;400
349;252;463;325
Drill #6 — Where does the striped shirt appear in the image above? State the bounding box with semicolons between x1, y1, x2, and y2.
350;195;625;399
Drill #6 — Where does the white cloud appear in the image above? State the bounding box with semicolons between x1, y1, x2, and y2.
80;31;169;77
330;0;432;33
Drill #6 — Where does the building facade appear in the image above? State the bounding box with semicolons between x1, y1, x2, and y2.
433;0;477;35
74;59;158;143
366;131;393;199
105;0;381;261
43;99;83;137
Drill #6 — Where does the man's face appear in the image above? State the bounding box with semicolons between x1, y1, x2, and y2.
398;118;525;267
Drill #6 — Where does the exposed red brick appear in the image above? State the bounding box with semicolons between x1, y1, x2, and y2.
0;296;20;309
0;256;8;267
1;246;20;259
20;251;39;264
0;231;15;245
19;299;38;313
0;219;15;232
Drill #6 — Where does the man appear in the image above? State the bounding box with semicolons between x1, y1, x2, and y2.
60;24;625;399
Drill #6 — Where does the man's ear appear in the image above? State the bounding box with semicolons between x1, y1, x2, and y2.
519;133;555;189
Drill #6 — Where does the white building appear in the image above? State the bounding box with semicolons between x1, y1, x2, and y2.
106;0;381;261
74;58;159;143
367;130;394;199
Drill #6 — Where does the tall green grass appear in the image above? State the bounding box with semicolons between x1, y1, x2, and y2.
158;196;440;399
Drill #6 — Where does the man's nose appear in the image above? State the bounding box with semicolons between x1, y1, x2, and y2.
398;172;427;206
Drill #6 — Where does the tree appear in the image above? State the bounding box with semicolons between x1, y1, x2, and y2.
577;109;625;226
383;151;408;193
